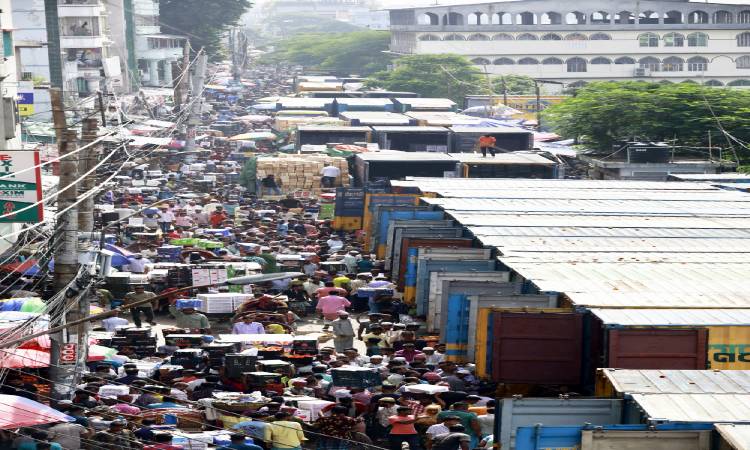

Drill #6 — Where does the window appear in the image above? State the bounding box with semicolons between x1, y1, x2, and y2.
493;57;515;65
688;32;708;47
471;58;491;65
418;13;439;25
616;11;634;24
740;11;750;24
664;11;683;24
714;10;733;24
60;17;101;36
590;11;610;24
663;33;684;47
728;79;750;86
738;32;750;47
495;12;512;25
468;12;489;25
639;33;658;47
2;31;12;58
688;10;709;24
418;34;440;41
518;57;539;65
444;34;466;41
517;33;538;41
704;80;723;86
542;57;563;64
639;11;659;24
662;56;684;72
615;57;636;64
467;34;490;41
590;57;611;65
492;33;513;41
540;12;561;25
516;12;537;25
567;57;587;72
566;11;586;25
443;12;464;26
639;56;661;72
688;56;709;71
21;72;33;81
590;33;612;41
565;33;587;41
737;56;750;69
542;33;562;41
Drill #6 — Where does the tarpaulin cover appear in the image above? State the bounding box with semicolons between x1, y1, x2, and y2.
0;395;74;429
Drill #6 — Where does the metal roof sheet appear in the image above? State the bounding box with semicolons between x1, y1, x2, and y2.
449;213;750;228
371;126;449;133
482;236;750;253
391;178;719;191
394;98;456;108
716;424;750;450
276;97;333;108
297;125;372;132
500;253;750;264
339;111;412;125
590;309;750;326
469;226;750;239
601;369;750;395
334;98;393;106
404;112;482;126
632;393;750;423
671;174;750;181
449;153;555;165
432;189;750;201
356;151;457;162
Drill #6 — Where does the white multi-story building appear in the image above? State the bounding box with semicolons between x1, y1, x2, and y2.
388;0;750;89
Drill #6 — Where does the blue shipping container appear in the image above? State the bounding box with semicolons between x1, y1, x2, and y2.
415;259;496;315
515;424;714;450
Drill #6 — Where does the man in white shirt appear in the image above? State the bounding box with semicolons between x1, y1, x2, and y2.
125;254;150;273
157;206;175;232
102;311;130;332
320;165;341;188
327;236;344;252
232;316;265;334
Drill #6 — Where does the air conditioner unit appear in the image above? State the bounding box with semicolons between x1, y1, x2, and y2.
634;68;650;77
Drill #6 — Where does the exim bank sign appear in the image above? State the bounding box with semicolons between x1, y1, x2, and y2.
0;151;43;222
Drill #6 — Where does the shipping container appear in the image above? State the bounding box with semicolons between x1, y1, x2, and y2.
387;226;463;277
334;187;366;220
630;393;750;424
410;257;494;305
595;369;750;398
340;111;415;127
395;238;473;288
716;423;750;450
393;98;457;113
607;329;708;370
453;152;558;179
333;98;395;115
496;397;624;450
581;429;711;450
426;273;513;322
373;126;451;152
295;125;371;150
370;207;444;256
332;216;362;231
515;424;714;450
353;152;460;187
449;126;534;152
409;247;492;300
362;193;421;249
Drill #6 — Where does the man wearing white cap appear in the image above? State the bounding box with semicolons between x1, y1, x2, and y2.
331;310;355;352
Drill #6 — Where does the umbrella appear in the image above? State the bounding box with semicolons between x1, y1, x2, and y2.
0;349;51;368
0;395;74;429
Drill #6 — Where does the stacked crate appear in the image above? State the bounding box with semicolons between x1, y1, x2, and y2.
111;328;157;358
256;154;349;194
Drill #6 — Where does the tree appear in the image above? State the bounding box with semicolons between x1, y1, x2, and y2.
491;75;537;96
367;54;482;104
160;0;252;61
262;31;392;76
264;14;363;37
543;81;750;157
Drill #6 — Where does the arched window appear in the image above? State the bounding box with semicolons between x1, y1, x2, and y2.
565;33;588;41
471;58;491;65
736;56;750;69
418;34;440;41
518;57;539;65
418;13;440;25
639;56;661;72
704;80;724;86
516;12;537;25
728;80;750;86
542;57;563;64
443;12;464;26
590;33;612;41
492;33;513;41
567;57;587;72
444;34;466;41
688;56;709;71
663;33;684;47
566;11;586;25
616;11;634;24
467;34;490;41
615;57;636;64
740;11;750;24
568;81;588;88
688;10;709;24
517;33;538;41
467;12;490;25
542;33;562;41
494;12;512;25
662;56;684;72
590;11;610;24
590;57;611;65
738;32;750;47
689;32;708;47
540;12;561;25
664;11;683;24
639;33;658;47
493;57;515;65
714;10;733;24
639;11;659;24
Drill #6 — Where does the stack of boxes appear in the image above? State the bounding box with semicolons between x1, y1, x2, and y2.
256;154;350;194
111;328;157;358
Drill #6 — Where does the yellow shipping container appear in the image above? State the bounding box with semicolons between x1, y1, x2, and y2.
708;326;750;369
362;193;421;252
333;216;362;232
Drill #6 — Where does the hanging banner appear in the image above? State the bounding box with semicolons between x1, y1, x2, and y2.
16;81;34;117
0;151;43;223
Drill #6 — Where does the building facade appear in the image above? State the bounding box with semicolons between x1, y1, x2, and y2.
388;0;750;88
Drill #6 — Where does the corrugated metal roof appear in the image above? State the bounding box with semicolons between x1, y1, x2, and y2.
371;126;449;133
334;98;393;106
501;253;750;264
404;112;482;126
481;236;750;253
716;424;750;450
277;97;332;108
448;214;750;229
672;174;750;181
601;369;750;395
632;393;750;423
450;153;555;165
297;125;372;132
356;151;457;162
432;189;750;202
469;226;750;239
339;111;411;123
395;98;456;108
590;309;750;326
391;178;719;191
449;126;532;135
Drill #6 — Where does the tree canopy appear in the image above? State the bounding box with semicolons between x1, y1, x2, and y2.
492;75;537;96
262;31;392;76
264;14;363;37
543;81;750;156
160;0;252;60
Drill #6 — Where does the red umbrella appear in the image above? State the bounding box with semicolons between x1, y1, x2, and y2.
0;395;74;428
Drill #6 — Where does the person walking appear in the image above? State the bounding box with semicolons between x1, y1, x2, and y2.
388;407;420;450
123;283;157;327
331;311;355;352
478;134;496;158
320;164;341;188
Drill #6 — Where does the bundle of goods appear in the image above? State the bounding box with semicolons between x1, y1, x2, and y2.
111;328;157;358
256;154;349;194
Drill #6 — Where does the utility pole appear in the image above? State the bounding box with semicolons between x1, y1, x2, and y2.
78;117;98;233
175;42;192;127
184;50;207;153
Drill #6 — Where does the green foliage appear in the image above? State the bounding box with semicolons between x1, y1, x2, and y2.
262;31;392;75
264;14;363;36
543;81;750;155
491;75;537;96
160;0;252;61
367;54;482;104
